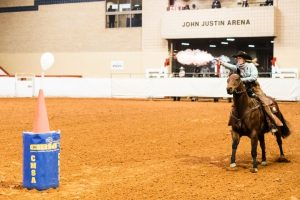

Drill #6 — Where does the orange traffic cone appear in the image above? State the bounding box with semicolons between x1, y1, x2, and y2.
33;89;50;133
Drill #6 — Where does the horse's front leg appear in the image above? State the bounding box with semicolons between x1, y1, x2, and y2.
230;130;240;168
250;132;258;173
259;134;267;166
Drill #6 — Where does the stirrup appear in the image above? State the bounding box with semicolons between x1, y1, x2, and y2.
271;106;277;113
271;128;278;133
269;122;278;133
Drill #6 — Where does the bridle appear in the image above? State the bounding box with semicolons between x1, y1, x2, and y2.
228;77;247;95
233;79;247;94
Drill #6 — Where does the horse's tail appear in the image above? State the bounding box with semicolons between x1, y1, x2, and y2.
277;111;291;138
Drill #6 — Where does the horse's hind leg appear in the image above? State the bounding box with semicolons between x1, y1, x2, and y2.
275;131;289;162
230;130;240;168
259;135;267;166
275;132;284;157
250;133;258;173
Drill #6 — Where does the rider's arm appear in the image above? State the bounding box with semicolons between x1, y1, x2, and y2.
241;63;258;83
220;61;237;71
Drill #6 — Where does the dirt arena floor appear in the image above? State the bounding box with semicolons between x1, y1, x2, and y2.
0;98;299;200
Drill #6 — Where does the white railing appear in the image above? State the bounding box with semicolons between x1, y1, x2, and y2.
0;75;299;101
167;1;273;11
272;68;298;78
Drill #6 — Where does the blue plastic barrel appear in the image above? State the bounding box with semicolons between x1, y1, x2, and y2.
23;131;60;190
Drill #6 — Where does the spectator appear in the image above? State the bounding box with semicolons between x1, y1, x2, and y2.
183;5;190;10
132;14;142;27
179;67;186;77
191;4;197;10
107;5;116;28
212;0;221;9
265;0;273;6
200;66;210;77
242;0;249;7
173;67;185;101
194;66;201;77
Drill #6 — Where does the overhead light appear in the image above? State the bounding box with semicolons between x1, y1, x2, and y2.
181;42;190;46
248;44;255;48
270;40;274;43
221;42;228;45
226;38;235;41
209;45;216;48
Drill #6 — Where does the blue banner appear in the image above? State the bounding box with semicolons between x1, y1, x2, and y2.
23;131;60;190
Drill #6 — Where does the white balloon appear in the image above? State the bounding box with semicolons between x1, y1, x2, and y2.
40;52;54;71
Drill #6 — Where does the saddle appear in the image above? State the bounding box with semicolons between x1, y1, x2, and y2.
228;95;278;131
244;81;257;98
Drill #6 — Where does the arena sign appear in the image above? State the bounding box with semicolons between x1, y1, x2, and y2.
161;6;275;39
181;19;250;27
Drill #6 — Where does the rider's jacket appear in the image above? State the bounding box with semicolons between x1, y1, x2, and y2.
221;61;258;83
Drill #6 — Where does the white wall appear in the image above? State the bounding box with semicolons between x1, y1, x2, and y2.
2;77;300;101
274;0;300;69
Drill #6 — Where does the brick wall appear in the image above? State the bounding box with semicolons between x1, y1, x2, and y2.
0;1;143;77
0;0;34;8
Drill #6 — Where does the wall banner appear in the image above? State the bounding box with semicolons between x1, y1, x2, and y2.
161;7;275;39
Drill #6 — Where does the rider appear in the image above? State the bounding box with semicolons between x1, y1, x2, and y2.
218;51;283;132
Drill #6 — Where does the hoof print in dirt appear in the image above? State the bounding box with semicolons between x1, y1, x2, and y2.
226;166;238;171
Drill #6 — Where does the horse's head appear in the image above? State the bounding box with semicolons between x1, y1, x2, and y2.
226;73;243;94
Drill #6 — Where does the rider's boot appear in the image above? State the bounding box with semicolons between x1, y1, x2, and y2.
266;117;278;133
264;105;283;129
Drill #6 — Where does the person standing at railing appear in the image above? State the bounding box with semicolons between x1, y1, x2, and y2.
107;5;116;28
183;5;190;10
200;66;211;77
242;0;249;7
265;0;273;6
212;0;221;9
179;67;186;77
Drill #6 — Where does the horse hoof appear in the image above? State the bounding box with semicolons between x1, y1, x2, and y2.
230;163;237;168
277;156;290;163
250;168;258;173
261;161;267;166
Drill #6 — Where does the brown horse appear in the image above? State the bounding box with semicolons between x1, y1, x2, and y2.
226;73;290;173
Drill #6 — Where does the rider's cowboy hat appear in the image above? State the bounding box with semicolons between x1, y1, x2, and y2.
232;51;252;61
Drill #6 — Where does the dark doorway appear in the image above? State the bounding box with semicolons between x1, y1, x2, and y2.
170;37;274;77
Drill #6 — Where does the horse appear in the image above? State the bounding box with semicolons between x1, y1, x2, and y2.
226;73;290;173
